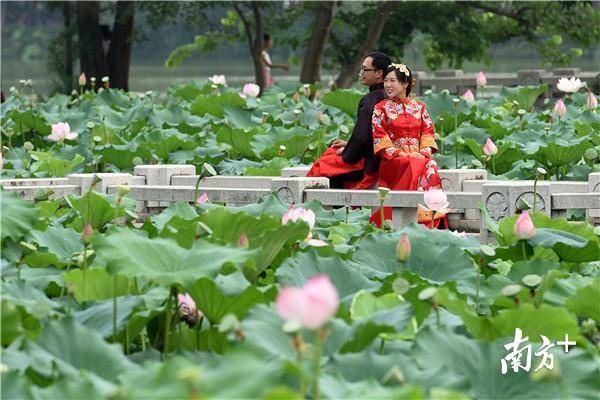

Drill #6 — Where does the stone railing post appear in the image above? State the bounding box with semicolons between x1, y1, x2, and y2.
67;173;136;194
270;177;329;204
134;165;195;208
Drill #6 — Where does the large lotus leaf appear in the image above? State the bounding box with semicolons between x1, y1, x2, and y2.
217;158;262;175
93;228;259;286
1;191;39;241
216;126;260;159
30;151;84;177
534;141;589;167
150;104;207;128
186;277;265;324
62;267;129;302
190;92;245;117
409;325;594;399
1;371;34;400
244;157;291;176
422;91;471;122
321;374;424;399
498;84;548;110
223;106;260;130
17;317;139;383
472;116;511;140
117;356;201;399
198;207;309;278
32;375;113;400
94;88;134;110
497;213;599;262
29;225;84;265
10;109;51;135
67;190;125;231
97;143;152;170
1;280;61;318
158;215;199;248
464;140;523;174
252;126;319;159
1;301;25;346
141;128;196;161
72;296;141;338
341;292;413;353
436;287;582;343
150;202;198;232
322;89;363;118
170;81;213;102
95;103;141;130
277;250;379;301
565;277;600;321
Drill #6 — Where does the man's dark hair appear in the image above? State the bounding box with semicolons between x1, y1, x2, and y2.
367;51;391;73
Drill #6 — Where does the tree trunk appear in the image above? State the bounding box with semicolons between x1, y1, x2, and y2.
76;1;108;82
107;1;135;90
334;1;396;88
62;2;74;92
300;1;337;84
234;3;265;93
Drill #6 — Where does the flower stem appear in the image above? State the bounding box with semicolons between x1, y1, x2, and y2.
312;329;325;400
533;178;538;211
112;275;117;343
521;241;528;261
196;317;204;351
475;260;481;314
163;287;173;357
379;199;385;230
492;157;496;175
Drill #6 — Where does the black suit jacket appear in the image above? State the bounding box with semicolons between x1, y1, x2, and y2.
341;82;385;174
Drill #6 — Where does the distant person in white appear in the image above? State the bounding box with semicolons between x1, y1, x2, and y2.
261;33;289;87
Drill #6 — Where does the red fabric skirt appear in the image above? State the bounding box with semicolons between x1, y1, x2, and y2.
307;147;378;189
369;153;447;228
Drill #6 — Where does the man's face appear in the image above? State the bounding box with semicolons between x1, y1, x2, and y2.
359;57;380;86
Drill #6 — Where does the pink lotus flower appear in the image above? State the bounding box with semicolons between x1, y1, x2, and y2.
306;238;328;247
396;234;410;262
462;89;475;103
420;188;449;212
483;138;498;156
48;122;78;142
556;77;583;93
242;83;260;98
282;205;316;230
513;211;535;240
0;153;3;172
554;98;566;117
196;193;209;204
476;71;487;87
78;72;86;87
276;275;339;330
178;293;204;328
588;92;598;110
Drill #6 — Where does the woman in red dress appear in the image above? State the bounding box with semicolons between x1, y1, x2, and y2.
371;63;447;228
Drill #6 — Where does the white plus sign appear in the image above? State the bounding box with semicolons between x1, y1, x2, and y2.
556;334;576;352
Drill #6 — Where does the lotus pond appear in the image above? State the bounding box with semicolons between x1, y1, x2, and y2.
1;81;600;398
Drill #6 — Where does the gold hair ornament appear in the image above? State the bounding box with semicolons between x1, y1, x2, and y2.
391;63;410;77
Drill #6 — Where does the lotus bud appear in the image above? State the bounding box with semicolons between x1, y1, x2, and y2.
292;91;301;102
587;91;598;110
117;185;130;197
237;233;249;248
82;223;93;244
78;72;86;87
476;71;487;87
554;98;566;117
279;145;286;157
101;76;110;89
513;211;535;240
196;193;209;204
396;234;411;262
261;112;269;123
90;77;96;90
132;156;143;165
483;138;497;156
23;141;34;151
462;89;475;103
423;188;449;212
302;83;310;97
241;83;260;98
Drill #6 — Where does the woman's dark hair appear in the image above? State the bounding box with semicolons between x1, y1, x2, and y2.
384;64;415;97
263;32;271;42
367;51;391;74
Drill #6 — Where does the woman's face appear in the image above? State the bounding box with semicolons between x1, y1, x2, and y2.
384;71;408;98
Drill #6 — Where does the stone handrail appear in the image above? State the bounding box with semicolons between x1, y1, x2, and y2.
1;165;598;237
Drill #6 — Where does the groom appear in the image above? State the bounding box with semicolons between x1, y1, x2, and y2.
307;51;391;189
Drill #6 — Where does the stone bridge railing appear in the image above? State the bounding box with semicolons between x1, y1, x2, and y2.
2;165;599;240
411;68;598;99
